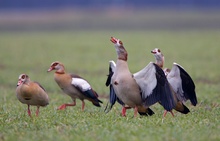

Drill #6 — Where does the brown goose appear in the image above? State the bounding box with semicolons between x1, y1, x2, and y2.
151;48;197;117
105;37;175;117
16;74;49;117
47;61;102;111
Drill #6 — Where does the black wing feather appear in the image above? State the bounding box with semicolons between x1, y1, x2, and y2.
177;65;197;106
105;61;124;113
71;74;102;103
105;71;114;86
144;64;175;111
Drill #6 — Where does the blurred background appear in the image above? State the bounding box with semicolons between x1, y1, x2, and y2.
0;0;220;31
1;3;220;140
0;0;220;94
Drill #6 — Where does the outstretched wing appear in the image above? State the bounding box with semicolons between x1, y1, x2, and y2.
105;60;124;113
133;62;175;111
167;63;197;106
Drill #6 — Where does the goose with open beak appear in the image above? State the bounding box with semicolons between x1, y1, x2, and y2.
105;37;175;117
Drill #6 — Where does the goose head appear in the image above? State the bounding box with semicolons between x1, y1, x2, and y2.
151;48;164;68
110;37;127;61
17;74;30;86
47;61;65;74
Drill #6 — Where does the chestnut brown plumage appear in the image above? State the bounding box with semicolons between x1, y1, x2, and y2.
16;74;49;117
47;61;102;111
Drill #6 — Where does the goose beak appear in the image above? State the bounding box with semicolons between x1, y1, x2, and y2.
17;79;22;86
151;50;156;54
110;37;117;44
47;67;53;72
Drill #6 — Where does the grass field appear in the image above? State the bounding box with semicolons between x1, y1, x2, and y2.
0;28;220;141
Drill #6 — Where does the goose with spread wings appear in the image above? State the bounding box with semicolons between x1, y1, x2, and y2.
105;37;175;117
151;48;197;117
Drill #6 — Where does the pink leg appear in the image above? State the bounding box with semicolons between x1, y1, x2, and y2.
170;110;175;117
163;110;175;118
57;100;76;110
27;105;32;117
81;101;85;111
36;106;40;117
134;106;138;117
121;106;127;117
163;110;168;118
162;110;167;122
121;106;132;117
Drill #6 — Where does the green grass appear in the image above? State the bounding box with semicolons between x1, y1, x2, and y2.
0;29;220;141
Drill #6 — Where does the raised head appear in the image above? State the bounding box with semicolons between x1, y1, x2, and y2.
110;37;127;61
151;48;162;55
151;48;164;68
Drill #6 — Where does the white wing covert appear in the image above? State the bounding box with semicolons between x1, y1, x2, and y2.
167;63;197;105
133;62;157;99
71;78;91;92
134;62;175;111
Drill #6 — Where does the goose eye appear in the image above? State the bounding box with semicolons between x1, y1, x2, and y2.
119;41;123;45
21;75;26;79
158;49;161;53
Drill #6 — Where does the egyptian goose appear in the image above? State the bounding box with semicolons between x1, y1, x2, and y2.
105;60;126;113
151;48;197;117
105;37;175;117
16;74;49;117
47;61;103;111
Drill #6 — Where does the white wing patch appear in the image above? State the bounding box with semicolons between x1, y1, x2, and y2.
109;60;116;73
71;78;91;92
167;63;184;99
133;62;157;99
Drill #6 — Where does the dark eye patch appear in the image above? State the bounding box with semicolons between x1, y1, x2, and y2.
119;41;123;45
158;49;161;52
21;75;26;79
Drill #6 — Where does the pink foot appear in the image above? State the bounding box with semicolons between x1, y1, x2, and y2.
121;107;126;117
57;104;67;110
57;102;76;110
